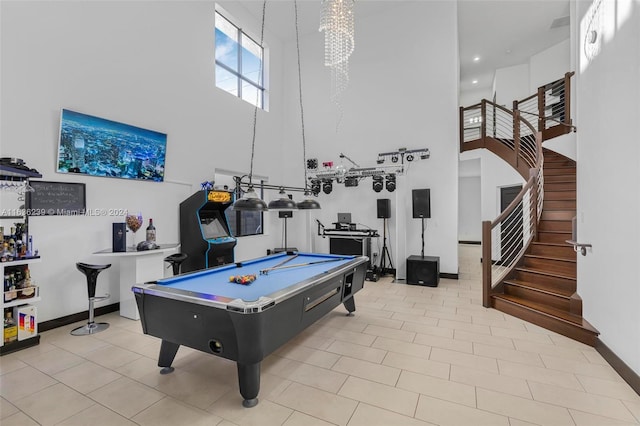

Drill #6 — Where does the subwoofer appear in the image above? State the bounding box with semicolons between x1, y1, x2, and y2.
377;199;390;219
406;255;439;287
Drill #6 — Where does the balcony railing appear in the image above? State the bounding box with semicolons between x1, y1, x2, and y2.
515;71;575;140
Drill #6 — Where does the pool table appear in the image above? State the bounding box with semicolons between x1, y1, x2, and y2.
132;251;368;407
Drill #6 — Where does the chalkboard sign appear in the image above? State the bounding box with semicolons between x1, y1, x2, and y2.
26;181;86;216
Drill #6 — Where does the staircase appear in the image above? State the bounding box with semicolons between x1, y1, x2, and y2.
492;149;598;346
460;72;599;346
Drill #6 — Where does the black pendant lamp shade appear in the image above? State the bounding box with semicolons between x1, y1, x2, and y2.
268;188;297;210
297;189;321;210
233;185;268;211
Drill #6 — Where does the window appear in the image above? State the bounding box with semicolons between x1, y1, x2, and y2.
214;171;264;238
215;10;266;109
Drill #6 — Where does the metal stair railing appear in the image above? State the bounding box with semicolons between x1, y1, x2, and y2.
460;74;576;306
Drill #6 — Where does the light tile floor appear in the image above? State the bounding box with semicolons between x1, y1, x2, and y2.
1;244;639;425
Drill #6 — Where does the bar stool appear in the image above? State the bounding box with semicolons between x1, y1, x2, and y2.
164;253;188;276
71;262;111;336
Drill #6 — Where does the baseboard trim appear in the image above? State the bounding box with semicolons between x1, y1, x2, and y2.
440;273;459;280
39;303;120;333
595;338;640;396
459;240;481;245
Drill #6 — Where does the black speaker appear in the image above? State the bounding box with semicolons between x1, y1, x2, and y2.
406;255;439;287
377;199;390;218
412;188;431;218
112;223;127;252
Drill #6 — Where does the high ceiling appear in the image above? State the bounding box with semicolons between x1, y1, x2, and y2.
458;0;570;93
241;0;570;94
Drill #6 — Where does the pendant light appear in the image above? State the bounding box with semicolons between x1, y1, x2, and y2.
234;184;268;211
268;187;297;210
232;0;268;212
294;0;320;210
297;189;321;210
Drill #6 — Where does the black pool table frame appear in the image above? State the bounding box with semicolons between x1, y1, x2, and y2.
133;255;368;407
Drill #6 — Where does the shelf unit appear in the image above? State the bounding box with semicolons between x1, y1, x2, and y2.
1;162;42;355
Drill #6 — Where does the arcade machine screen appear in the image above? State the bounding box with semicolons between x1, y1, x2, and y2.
200;210;229;240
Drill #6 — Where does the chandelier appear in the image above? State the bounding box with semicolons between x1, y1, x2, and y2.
319;0;355;112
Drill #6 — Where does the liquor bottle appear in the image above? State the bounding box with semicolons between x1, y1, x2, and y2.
3;274;10;303
146;218;156;243
8;227;15;255
0;226;4;242
4;310;17;343
8;273;17;301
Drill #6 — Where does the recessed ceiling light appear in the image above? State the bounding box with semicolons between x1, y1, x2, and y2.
472;80;478;84
473;56;480;62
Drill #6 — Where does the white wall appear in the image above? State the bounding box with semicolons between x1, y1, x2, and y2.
459;87;493;107
529;39;571;91
492;64;530;108
460;150;524;223
575;0;640;376
0;0;288;321
281;1;460;277
459;176;481;242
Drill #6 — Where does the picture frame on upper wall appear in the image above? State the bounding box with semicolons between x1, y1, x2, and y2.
56;109;167;182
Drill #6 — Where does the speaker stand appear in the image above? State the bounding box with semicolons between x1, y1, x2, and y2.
378;218;394;276
420;216;425;258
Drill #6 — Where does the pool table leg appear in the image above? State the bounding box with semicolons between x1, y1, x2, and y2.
343;296;356;316
237;362;260;408
158;340;180;374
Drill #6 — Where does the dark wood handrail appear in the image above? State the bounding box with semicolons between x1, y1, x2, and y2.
462;73;574;309
490;171;538;228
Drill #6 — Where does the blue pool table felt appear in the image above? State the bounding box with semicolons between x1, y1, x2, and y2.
155;252;355;301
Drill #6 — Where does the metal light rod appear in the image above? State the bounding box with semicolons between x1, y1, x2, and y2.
378;147;428;156
234;176;308;194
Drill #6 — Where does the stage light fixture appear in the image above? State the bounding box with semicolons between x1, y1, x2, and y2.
345;176;358;187
372;175;383;192
385;174;396;192
307;158;318;170
377;157;384;164
322;179;333;194
391;155;399;163
420;151;430;160
310;179;321;196
406;154;414;162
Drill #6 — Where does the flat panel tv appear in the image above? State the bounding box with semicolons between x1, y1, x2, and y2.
57;109;166;182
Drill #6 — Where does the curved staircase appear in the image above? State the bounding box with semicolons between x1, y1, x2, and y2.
460;73;599;346
492;149;598;345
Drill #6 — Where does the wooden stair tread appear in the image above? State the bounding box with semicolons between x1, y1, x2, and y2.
537;230;572;234
492;294;598;333
503;279;574;298
525;254;576;264
531;242;572;247
515;266;576;281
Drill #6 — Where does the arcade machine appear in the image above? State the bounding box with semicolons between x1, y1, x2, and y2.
179;190;237;273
